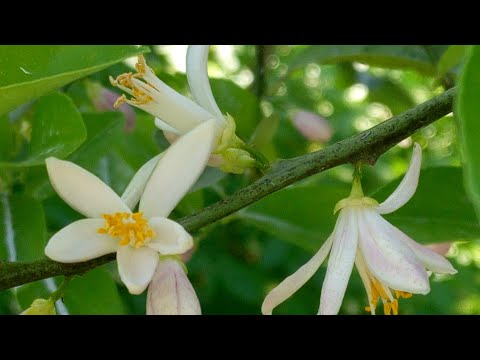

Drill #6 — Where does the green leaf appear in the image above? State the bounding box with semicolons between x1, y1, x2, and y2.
243;167;480;252
242;183;350;252
456;45;480;221
16;267;125;315
0;45;149;116
288;45;437;75
63;267;125;314
373;167;480;242
0;93;87;167
437;45;470;76
0;194;46;262
210;78;259;140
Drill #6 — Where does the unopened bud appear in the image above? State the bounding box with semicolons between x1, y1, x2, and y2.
86;81;136;132
20;298;56;315
292;110;333;143
146;258;201;315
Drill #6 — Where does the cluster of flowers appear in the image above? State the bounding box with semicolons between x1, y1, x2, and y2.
23;46;456;315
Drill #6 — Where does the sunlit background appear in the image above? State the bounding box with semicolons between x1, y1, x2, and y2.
1;45;476;315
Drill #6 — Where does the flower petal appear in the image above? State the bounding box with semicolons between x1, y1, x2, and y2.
261;236;333;315
45;219;117;262
46;157;130;218
147;217;193;255
140;119;216;218
121;154;163;210
387;225;457;274
155;118;183;135
358;208;430;294
117;245;159;295
186;45;224;121
146;259;201;315
376;143;422;214
319;207;358;315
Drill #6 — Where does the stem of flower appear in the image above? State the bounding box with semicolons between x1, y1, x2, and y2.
350;164;364;198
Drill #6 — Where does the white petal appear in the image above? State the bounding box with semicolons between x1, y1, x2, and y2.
140;119;217;218
146;259;201;315
376;143;422;214
46;157;130;218
121;154;163;210
117;246;159;295
261;236;333;315
319;207;358;315
45;219;117;263
386;225;457;274
147;217;193;255
155;118;183;135
130;73;213;134
358;209;430;294
186;45;224;120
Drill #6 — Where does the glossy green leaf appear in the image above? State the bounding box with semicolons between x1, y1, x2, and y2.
288;45;437;75
210;78;259;140
456;45;480;221
0;45;149;116
16;267;125;315
243;167;480;252
437;45;470;76
0;194;46;262
0;93;86;167
373;167;480;242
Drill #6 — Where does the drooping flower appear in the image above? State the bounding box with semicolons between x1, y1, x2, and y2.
262;143;457;315
109;46;258;174
146;257;201;315
44;120;216;295
20;298;56;315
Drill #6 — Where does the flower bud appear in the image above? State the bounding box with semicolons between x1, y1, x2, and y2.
20;298;56;315
146;258;201;315
291;110;333;143
86;81;136;132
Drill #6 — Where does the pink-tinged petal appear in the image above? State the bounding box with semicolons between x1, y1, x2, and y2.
45;219;117;263
319;207;358;315
140;119;216;218
292;111;333;143
186;45;224;121
117;246;159;295
121;154;163;210
358;209;430;294
261;236;333;315
376;143;422;214
387;226;457;274
147;217;193;255
45;157;130;218
146;259;201;315
425;242;453;256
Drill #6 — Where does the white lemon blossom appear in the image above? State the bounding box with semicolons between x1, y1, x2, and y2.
146;257;201;315
262;143;457;315
44;120;216;295
109;45;255;174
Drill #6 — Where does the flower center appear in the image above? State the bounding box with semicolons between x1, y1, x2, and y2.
97;212;155;248
364;278;412;315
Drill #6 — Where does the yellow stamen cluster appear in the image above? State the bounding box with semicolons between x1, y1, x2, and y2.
97;212;155;248
364;278;412;315
109;56;154;108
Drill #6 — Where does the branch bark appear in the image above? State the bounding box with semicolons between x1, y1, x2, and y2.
0;87;456;291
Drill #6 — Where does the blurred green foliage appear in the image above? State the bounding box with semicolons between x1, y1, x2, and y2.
0;45;477;315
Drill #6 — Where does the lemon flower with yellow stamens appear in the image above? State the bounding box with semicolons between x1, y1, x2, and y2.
44;120;216;295
109;45;257;174
262;143;457;315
